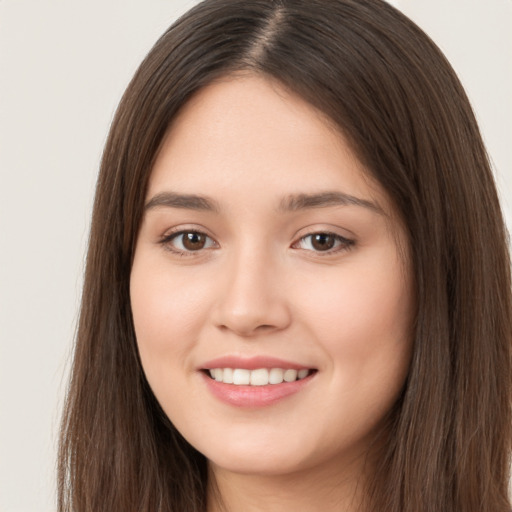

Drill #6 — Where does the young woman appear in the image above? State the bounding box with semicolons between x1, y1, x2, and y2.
58;1;512;511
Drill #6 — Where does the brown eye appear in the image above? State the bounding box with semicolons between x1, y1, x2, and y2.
182;232;207;251
165;230;216;253
310;233;336;251
295;232;354;254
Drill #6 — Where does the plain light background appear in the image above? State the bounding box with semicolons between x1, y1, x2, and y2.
0;1;510;511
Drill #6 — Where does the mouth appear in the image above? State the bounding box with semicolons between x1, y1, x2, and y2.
199;356;317;406
204;367;316;386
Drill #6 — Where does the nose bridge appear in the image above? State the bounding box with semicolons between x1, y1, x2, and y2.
214;240;291;336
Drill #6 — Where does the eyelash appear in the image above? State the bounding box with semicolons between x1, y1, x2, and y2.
159;229;355;257
292;232;355;254
159;229;217;256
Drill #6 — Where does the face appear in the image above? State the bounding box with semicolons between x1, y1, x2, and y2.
130;74;413;479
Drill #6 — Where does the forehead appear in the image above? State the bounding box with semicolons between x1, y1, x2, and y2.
148;73;390;215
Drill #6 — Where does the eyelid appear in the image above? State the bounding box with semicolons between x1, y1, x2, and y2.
157;225;355;257
292;230;355;255
159;226;218;256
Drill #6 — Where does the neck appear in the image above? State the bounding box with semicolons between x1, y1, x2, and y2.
206;456;370;512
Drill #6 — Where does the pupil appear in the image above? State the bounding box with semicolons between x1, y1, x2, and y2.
183;232;205;250
312;234;334;251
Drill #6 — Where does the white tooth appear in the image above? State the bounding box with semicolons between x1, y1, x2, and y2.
250;368;269;386
222;368;234;384
283;369;298;382
269;368;284;384
214;368;223;382
209;369;215;378
298;369;309;380
233;368;250;385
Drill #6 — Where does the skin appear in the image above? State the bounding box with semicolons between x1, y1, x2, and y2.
130;74;414;512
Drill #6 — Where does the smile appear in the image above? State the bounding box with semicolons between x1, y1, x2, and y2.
207;368;313;386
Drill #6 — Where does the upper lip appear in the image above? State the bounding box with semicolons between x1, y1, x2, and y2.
200;355;314;371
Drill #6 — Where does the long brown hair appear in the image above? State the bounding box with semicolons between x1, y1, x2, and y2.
58;1;512;510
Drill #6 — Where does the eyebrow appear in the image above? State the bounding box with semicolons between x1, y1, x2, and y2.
144;190;384;215
144;192;220;213
279;192;384;215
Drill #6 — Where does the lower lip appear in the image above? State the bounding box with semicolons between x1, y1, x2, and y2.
201;372;314;407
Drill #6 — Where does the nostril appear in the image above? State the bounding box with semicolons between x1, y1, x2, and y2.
215;322;280;337
256;324;277;332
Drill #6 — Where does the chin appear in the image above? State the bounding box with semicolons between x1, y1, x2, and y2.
208;451;307;477
197;434;315;476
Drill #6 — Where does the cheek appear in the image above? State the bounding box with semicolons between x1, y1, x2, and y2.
308;260;412;436
129;258;211;378
295;248;413;383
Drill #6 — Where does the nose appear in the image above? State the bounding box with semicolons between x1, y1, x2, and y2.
212;248;292;337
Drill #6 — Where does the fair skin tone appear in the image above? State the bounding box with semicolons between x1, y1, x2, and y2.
130;74;413;512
